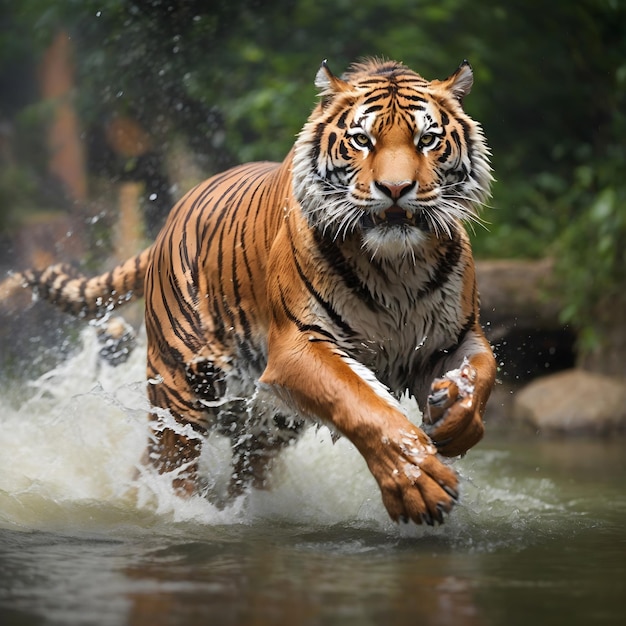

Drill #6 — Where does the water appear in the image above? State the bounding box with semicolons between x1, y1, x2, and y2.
1;328;625;625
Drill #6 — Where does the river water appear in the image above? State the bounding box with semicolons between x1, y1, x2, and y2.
0;329;624;625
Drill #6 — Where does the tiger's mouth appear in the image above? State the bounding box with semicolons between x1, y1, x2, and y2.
363;206;430;230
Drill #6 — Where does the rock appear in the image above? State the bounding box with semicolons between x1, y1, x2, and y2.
513;369;626;435
476;258;562;340
476;259;576;383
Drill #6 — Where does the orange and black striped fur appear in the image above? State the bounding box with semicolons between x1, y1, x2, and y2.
4;59;496;525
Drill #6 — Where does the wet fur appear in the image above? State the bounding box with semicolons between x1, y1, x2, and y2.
3;59;496;525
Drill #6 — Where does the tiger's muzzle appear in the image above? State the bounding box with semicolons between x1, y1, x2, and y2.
363;206;430;231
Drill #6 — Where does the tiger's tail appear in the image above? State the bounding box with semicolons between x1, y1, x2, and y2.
0;246;152;320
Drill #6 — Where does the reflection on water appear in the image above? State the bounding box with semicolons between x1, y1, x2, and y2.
0;328;625;625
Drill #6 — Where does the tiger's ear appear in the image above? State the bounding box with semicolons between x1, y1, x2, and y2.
438;60;474;101
315;60;351;107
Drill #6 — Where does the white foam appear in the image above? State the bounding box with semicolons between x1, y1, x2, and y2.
0;327;561;542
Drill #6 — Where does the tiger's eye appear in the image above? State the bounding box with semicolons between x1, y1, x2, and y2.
351;133;370;148
418;133;438;149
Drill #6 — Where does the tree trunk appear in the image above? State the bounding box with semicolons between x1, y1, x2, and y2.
39;31;87;205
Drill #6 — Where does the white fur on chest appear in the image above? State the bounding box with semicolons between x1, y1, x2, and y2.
325;250;466;393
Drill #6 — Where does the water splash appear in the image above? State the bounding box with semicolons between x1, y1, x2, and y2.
0;326;567;546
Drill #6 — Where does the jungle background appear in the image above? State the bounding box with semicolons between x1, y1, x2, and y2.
0;0;625;399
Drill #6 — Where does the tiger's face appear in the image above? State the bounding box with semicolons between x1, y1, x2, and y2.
292;59;492;259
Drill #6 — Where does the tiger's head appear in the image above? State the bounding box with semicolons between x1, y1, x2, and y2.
291;58;492;259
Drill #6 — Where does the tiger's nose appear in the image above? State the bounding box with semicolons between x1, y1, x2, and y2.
375;180;416;200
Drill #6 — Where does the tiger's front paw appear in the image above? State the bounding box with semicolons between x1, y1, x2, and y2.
361;423;459;525
423;360;484;457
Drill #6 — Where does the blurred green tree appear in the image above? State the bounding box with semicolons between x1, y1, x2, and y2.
0;0;624;355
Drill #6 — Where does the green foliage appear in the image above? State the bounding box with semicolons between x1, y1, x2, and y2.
1;0;625;353
554;157;626;352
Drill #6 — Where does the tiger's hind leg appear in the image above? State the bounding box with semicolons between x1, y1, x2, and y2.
141;355;219;496
142;351;304;501
142;397;300;502
144;422;204;496
225;410;305;497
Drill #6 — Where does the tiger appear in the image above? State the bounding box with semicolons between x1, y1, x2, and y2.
3;58;496;526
